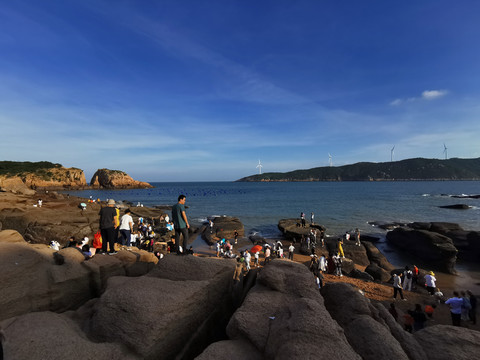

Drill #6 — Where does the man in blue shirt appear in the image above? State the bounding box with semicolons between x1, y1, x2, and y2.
445;291;464;326
172;195;189;255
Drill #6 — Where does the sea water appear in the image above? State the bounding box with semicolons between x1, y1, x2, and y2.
65;181;480;291
66;181;480;237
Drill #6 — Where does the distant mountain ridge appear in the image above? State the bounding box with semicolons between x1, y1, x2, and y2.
237;157;480;182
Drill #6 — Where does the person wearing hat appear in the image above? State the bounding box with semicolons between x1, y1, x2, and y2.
424;271;436;295
99;199;119;254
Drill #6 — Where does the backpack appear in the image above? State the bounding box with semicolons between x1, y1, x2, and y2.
93;230;102;249
406;271;412;279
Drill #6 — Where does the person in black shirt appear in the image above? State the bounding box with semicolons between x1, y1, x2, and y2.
99;199;118;254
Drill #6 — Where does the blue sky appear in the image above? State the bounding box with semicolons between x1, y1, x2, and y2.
1;1;479;181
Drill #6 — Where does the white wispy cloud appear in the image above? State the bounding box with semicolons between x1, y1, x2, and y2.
421;90;448;100
390;90;448;106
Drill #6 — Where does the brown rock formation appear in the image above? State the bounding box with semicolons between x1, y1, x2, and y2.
321;282;427;360
23;167;86;188
225;260;361;359
414;325;480;360
90;168;153;189
0;229;158;322
386;228;458;274
0;166;87;192
1;312;140;360
0;191;166;245
0;177;35;195
202;216;245;245
88;255;235;360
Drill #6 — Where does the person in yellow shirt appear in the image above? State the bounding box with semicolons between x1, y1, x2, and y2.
337;238;344;257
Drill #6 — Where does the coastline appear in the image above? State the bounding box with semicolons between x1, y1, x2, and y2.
2;189;479;304
1;189;479;359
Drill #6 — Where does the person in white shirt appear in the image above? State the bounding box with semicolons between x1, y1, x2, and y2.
393;273;406;300
244;250;251;271
119;209;134;246
288;243;295;260
424;271;437;295
254;252;259;267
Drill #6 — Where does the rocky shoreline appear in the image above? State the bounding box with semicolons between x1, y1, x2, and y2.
1;191;480;359
0;162;153;195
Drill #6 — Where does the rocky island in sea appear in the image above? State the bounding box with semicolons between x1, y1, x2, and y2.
0;161;153;193
1;162;480;359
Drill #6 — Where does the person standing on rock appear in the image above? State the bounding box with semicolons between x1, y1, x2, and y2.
333;253;343;277
264;245;271;265
172;195;190;255
424;271;436;295
403;266;413;291
319;254;327;273
467;290;477;325
445;291;464;326
244;250;251;271
355;228;361;246
215;241;221;257
288;243;295;260
337;238;345;258
412;265;419;290
99;199;119;254
408;304;427;332
233;257;244;282
310;212;314;224
393;273;406;300
119;209;134;247
300;212;306;227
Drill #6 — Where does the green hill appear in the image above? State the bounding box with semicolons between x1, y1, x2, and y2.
0;161;63;178
237;157;480;182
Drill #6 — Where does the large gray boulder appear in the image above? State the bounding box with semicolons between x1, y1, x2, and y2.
386;228;458;274
224;260;361;360
363;241;395;272
0;230;158;321
408;222;480;260
196;339;263;360
88;255;236;360
365;262;392;282
349;268;375;282
342;242;370;266
277;218;324;242
202;216;245;246
1;311;139;360
321;282;427;360
414;325;480;360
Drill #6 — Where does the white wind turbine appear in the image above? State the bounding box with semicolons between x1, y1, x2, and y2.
328;153;333;167
256;159;263;174
443;143;448;160
391;145;395;162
